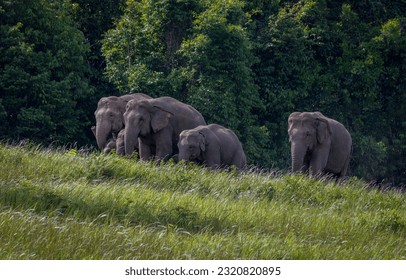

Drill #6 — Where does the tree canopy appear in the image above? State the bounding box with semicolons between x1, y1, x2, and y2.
1;0;405;185
1;0;93;144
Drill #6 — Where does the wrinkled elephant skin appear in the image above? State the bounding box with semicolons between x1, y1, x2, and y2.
288;112;352;178
124;96;206;160
178;124;246;169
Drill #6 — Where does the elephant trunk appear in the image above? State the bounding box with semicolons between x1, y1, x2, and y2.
125;125;139;156
95;122;111;150
178;149;190;163
291;142;306;173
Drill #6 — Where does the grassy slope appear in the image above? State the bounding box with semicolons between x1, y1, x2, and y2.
0;144;405;259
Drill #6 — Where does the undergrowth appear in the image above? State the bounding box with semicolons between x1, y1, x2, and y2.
0;144;405;259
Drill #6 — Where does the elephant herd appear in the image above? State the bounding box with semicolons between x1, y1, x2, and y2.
92;93;352;178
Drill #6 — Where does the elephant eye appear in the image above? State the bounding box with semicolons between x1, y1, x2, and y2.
305;131;311;136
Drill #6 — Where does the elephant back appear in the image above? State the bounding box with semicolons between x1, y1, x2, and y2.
152;97;206;127
122;93;152;102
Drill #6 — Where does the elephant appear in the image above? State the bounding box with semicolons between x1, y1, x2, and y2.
93;93;151;152
104;129;125;155
177;124;247;169
115;129;125;155
103;137;118;154
91;126;125;155
288;111;352;178
123;96;206;160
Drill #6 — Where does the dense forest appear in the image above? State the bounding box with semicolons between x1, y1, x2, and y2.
1;0;405;185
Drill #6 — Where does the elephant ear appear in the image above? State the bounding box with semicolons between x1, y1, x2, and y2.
316;117;332;144
151;106;173;133
91;126;96;137
198;132;206;152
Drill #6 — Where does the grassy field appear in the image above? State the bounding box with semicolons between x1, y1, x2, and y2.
0;143;405;259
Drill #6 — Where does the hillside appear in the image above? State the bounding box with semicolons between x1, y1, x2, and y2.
0;143;405;259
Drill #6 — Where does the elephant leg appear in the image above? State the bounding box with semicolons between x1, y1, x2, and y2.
139;139;153;160
302;153;312;173
231;151;246;169
309;164;321;177
339;154;350;178
205;152;221;170
309;150;329;177
154;130;173;160
155;141;172;160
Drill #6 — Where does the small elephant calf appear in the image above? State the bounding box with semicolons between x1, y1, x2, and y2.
178;124;246;169
91;126;125;155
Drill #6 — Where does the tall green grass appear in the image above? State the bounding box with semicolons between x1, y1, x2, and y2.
0;143;405;259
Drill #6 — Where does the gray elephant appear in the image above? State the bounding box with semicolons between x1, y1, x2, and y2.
177;124;247;169
91;127;125;155
104;129;125;155
124;96;206;160
93;93;151;152
115;129;125;155
288;111;352;178
103;137;118;154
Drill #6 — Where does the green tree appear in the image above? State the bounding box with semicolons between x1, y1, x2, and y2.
372;18;406;184
252;2;319;168
332;3;386;180
252;0;405;184
0;0;94;145
103;0;406;184
70;0;124;143
103;0;267;165
180;0;266;165
102;0;200;98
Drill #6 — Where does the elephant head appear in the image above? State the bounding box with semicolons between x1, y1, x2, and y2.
178;130;205;163
94;96;126;150
124;99;173;156
94;93;151;151
103;137;118;154
288;112;332;173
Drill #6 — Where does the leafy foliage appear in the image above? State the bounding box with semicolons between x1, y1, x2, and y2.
249;0;406;184
179;0;265;164
69;0;124;144
0;0;405;184
0;0;94;145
